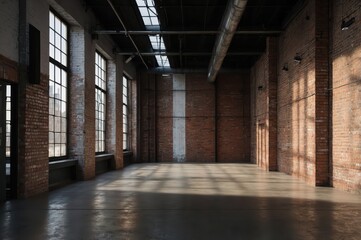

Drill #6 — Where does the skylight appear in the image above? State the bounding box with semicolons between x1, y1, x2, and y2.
135;0;170;67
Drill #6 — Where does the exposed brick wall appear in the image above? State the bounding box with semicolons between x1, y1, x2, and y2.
69;28;95;180
156;75;173;162
217;73;250;162
314;0;330;186
140;72;157;162
186;74;215;162
331;0;361;193
251;0;332;187
140;72;251;163
277;0;317;185
250;38;278;170
106;55;124;169
18;74;49;198
268;38;278;171
251;53;269;168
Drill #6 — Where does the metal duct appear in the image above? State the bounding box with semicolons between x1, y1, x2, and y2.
207;0;248;82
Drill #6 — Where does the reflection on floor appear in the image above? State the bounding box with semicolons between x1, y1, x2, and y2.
1;163;361;240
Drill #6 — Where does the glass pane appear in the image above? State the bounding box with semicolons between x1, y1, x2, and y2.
61;23;67;39
136;0;146;6
55;144;61;156
61;118;67;132
148;7;157;17
61;101;66;117
55;99;61;116
55;116;61;132
49;45;54;59
49;63;54;80
49;98;54;115
61;133;66;144
139;7;148;16
49;115;54;131
61;144;66;156
55;48;61;62
143;17;151;25
55;17;61;33
151;17;159;26
49;30;54;45
49;144;54;157
55;33;61;49
49;132;54;144
49;12;54;29
55;133;61;143
61;53;67;66
61;86;67;101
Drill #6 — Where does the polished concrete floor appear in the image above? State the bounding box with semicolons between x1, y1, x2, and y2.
1;163;361;240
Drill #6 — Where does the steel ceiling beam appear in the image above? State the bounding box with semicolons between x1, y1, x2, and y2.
106;0;148;69
116;52;262;56
92;30;282;35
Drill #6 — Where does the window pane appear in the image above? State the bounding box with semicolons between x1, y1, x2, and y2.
123;77;129;150
49;11;68;158
95;52;107;153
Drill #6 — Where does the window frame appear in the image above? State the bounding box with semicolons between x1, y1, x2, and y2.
5;85;11;159
95;51;107;154
48;10;69;160
123;76;130;151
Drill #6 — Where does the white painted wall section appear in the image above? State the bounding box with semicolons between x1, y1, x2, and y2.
173;74;186;162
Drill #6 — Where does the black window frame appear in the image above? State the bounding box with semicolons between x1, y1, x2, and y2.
48;10;69;161
95;51;107;154
123;76;130;151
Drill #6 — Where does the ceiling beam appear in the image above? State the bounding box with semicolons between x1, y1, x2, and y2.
93;30;282;35
116;52;262;56
106;0;149;69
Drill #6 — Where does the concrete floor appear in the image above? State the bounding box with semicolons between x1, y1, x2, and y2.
1;163;361;240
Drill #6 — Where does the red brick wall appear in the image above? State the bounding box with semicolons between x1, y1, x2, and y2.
140;72;251;163
186;74;215;162
140;72;157;162
156;74;173;162
217;73;250;162
250;38;278;170
18;73;49;198
251;53;269;169
314;0;330;186
277;0;317;185
331;0;361;193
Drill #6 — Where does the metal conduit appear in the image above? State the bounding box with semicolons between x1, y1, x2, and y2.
106;0;149;69
207;0;248;82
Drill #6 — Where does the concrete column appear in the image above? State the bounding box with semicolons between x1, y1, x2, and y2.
172;74;186;162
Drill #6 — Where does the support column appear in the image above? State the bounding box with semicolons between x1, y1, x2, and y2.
268;37;278;171
315;0;330;186
172;74;186;162
106;55;123;169
69;27;95;180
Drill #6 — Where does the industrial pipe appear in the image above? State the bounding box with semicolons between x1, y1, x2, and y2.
207;0;248;82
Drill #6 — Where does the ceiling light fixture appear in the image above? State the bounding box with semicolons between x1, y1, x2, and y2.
341;17;355;30
294;54;302;63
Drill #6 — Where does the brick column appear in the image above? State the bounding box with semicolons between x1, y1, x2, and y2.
17;0;49;198
106;55;123;169
69;27;95;180
315;0;330;186
267;37;278;171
